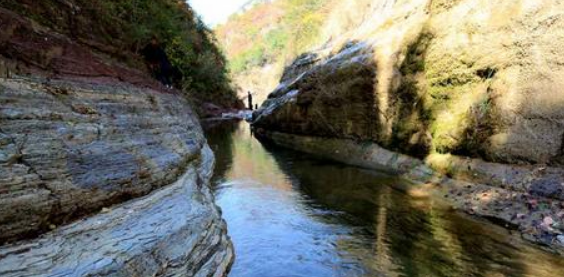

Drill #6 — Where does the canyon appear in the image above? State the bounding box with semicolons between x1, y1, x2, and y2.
252;0;564;252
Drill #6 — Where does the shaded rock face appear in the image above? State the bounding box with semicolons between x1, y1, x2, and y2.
254;0;564;166
0;145;233;277
257;43;379;141
0;77;233;276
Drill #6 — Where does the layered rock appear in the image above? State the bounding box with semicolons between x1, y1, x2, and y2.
0;3;234;275
0;143;233;277
253;0;564;250
1;77;194;241
0;77;233;275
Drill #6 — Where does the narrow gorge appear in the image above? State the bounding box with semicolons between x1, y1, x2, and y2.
2;0;564;276
251;0;564;252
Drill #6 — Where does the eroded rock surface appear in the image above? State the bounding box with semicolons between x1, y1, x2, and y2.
0;78;204;242
0;1;234;275
0;146;233;277
253;0;564;251
255;0;564;165
0;77;233;276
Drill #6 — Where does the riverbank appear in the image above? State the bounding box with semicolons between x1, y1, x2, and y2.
254;128;564;255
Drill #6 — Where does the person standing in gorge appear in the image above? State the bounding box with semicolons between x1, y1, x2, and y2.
142;36;174;89
248;91;253;110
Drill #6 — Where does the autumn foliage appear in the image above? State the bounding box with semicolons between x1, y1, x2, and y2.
216;0;332;74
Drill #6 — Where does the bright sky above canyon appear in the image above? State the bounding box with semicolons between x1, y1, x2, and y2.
188;0;249;26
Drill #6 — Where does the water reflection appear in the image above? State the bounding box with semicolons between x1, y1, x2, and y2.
204;121;564;277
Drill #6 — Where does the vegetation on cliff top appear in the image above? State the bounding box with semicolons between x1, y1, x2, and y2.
0;0;241;110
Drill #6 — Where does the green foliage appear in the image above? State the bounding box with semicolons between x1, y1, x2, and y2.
265;29;289;53
97;0;235;102
0;0;239;109
220;0;332;74
283;0;326;53
230;44;268;72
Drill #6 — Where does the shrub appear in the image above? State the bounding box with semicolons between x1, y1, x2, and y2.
217;0;333;75
0;0;239;110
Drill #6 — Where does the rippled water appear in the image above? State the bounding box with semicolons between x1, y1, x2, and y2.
204;121;564;277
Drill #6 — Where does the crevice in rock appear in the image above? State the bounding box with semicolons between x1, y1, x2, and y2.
12;135;46;180
551;131;564;165
476;67;497;80
184;220;226;276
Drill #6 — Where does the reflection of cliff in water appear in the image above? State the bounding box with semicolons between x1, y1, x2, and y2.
205;121;564;277
259;138;564;277
207;122;296;191
203;120;239;184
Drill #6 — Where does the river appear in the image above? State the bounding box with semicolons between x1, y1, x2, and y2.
204;121;564;277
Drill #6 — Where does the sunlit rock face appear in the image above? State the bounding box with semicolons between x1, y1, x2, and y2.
0;77;233;276
252;0;564;252
254;0;564;165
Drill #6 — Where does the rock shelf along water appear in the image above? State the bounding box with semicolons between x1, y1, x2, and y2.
205;121;564;277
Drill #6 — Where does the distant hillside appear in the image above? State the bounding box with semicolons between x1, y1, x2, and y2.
216;0;334;104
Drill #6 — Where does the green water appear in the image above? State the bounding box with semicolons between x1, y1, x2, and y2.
204;121;564;277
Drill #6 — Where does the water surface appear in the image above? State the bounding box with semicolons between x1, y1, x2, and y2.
204;121;564;277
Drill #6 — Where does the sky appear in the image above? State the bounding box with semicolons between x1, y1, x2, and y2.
188;0;250;26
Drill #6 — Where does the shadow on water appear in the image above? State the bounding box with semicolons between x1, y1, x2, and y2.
203;120;238;182
204;121;564;277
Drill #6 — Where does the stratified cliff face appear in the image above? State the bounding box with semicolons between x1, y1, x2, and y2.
1;78;199;241
0;80;233;276
0;3;233;276
253;0;564;249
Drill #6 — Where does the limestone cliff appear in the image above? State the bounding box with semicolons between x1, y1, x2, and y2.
253;0;564;251
0;3;233;276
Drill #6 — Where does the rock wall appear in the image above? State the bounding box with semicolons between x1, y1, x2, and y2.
255;0;564;166
0;76;233;276
253;0;564;250
1;78;198;242
0;144;233;277
0;3;234;276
